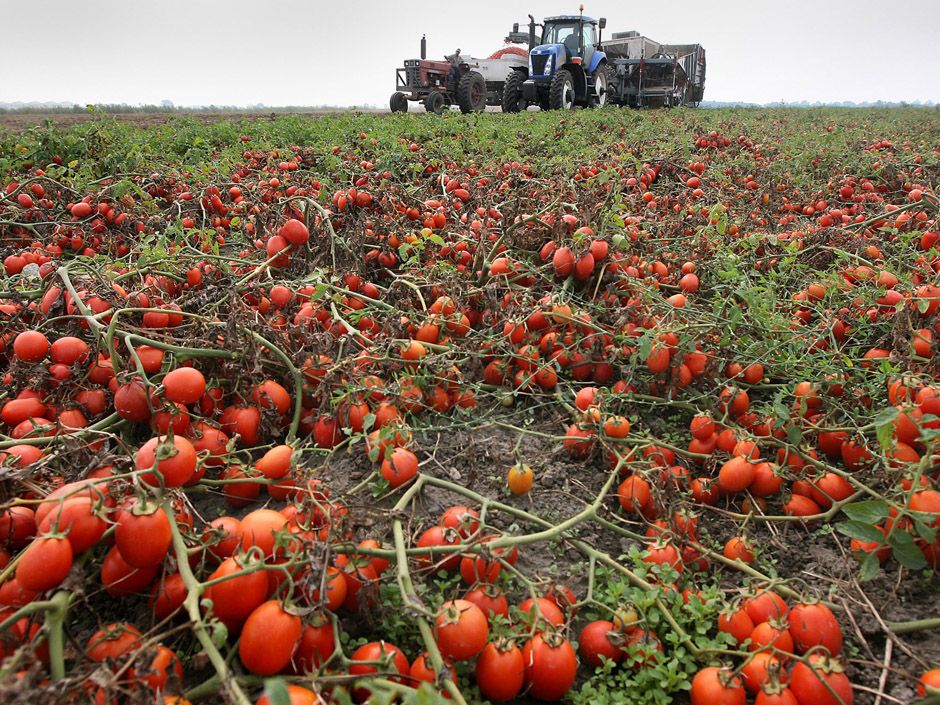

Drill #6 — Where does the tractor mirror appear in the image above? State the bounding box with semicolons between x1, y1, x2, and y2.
599;18;607;29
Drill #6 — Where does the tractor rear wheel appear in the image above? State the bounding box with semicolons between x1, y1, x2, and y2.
548;69;575;110
591;65;612;107
457;71;487;114
424;92;446;115
390;92;408;113
501;71;526;113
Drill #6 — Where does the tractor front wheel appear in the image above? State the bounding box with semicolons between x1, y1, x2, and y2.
457;71;487;114
501;71;526;113
549;69;575;110
390;92;408;113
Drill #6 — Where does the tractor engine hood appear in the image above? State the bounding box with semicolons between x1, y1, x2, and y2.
528;44;566;77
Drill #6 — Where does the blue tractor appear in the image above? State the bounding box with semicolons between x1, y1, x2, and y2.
515;10;610;111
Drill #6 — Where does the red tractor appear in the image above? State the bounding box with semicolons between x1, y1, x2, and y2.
390;30;530;114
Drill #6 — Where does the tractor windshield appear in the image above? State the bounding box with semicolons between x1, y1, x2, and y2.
542;22;579;46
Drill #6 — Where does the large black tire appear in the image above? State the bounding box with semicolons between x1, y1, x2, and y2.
501;71;526;113
424;92;446;115
548;69;575;110
389;92;408;113
457;71;487;114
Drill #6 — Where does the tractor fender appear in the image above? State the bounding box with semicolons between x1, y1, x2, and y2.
587;50;608;75
561;63;588;100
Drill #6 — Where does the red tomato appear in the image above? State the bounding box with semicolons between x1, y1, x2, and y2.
37;497;107;553
475;641;525;702
789;654;853;705
691;666;746;705
163;367;206;405
101;545;159;596
788;602;842;655
522;633;578;701
380;447;419;488
204;557;270;628
115;503;172;568
15;535;73;592
348;641;409;702
435;599;489;661
292;618;335;673
135;435;197;487
579;620;624;668
239;600;302;675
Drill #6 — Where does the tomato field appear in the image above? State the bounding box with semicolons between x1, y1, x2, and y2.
0;107;938;705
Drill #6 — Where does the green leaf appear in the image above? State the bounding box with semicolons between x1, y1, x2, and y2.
912;518;938;544
857;551;881;582
786;423;803;447
837;520;886;544
842;499;890;524
262;679;291;705
888;531;927;570
874;405;900;450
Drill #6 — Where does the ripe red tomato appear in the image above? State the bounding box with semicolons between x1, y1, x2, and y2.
239;600;302;675
255;444;293;479
114;503;172;568
787;602;842;655
409;651;456;688
522;633;577;701
789;654;853;705
579;620;624;668
256;684;322;705
150;572;187;620
114;378;153;422
380;447;419;488
435;599;489;660
517;596;565;629
49;336;90;365
162;367;206;405
86;623;142;662
139;644;183;692
37;497;107;553
463;585;509;622
12;330;49;362
918;668;940;697
15;535;73;592
348;641;409;702
239;508;287;557
204;557;270;627
292;618;335;673
439;505;480;538
100;545;159;596
135;435;197;487
475;641;525;702
691;666;746;705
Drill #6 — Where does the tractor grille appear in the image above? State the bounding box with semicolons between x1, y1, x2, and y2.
531;54;550;76
404;61;421;88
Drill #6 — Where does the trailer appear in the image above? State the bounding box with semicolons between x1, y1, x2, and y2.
390;32;530;114
602;32;706;107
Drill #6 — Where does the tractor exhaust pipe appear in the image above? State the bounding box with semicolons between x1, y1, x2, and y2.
528;14;536;50
421;34;427;60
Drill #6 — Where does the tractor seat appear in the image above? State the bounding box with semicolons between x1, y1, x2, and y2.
563;35;580;59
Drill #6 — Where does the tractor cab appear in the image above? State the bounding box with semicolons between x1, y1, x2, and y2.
542;16;599;67
522;11;609;110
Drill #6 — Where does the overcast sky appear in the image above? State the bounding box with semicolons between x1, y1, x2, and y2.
3;0;939;107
